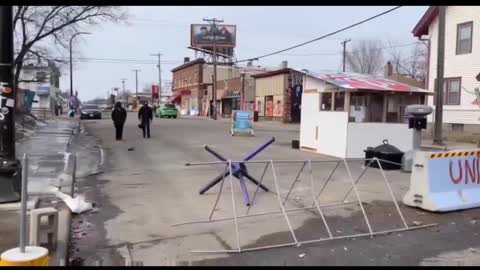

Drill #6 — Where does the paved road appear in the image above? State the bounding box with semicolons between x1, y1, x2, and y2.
75;113;480;266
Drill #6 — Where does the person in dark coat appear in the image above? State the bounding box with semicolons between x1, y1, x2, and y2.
111;102;127;141
138;101;153;139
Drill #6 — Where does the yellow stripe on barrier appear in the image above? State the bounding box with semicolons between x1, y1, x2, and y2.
429;151;480;159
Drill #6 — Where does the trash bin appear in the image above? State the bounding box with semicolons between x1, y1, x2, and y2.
292;140;300;149
253;111;259;122
364;140;404;170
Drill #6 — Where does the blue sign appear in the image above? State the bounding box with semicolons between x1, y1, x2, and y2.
37;86;50;96
234;110;251;130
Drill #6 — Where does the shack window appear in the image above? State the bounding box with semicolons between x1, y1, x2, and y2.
319;92;332;111
334;92;345;111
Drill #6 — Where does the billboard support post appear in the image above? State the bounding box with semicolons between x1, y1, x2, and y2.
202;18;224;120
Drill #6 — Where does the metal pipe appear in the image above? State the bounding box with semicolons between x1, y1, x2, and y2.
282;161;306;206
20;153;28;253
342;159;374;203
311;161;341;207
191;223;437;253
343;159;374;235
246;162;270;215
308;160;333;239
208;164;228;221
171;201;358;227
374;158;409;228
228;161;242;252
270;160;298;244
186;158;395;166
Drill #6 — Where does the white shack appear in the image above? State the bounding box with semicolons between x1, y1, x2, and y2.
300;72;432;158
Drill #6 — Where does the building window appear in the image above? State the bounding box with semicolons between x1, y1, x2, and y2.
434;78;462;105
334;92;345;111
444;78;461;105
319;92;332;111
456;21;473;54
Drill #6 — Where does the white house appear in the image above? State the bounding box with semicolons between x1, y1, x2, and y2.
413;6;480;127
18;62;62;112
300;72;430;158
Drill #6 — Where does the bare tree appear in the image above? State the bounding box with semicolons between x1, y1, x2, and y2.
345;40;384;75
13;6;128;87
386;40;427;82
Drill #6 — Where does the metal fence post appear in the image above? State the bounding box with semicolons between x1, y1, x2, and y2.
71;154;77;198
20;153;29;253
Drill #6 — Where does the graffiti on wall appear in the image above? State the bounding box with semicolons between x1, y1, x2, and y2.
265;96;274;117
273;95;283;117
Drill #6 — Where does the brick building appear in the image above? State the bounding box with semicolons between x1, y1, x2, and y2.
171;58;206;116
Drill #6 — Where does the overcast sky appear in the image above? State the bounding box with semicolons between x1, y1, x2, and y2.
59;6;429;101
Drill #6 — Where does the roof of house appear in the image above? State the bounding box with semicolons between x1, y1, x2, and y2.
309;72;430;94
251;68;302;78
171;58;206;72
412;6;438;38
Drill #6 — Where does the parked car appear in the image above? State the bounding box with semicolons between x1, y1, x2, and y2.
80;104;102;120
156;103;178;118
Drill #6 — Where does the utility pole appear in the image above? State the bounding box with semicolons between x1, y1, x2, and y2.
121;78;127;108
132;69;140;98
341;39;351;72
203;17;223;120
150;53;162;104
132;69;140;109
0;6;21;203
240;73;246;110
433;6;446;145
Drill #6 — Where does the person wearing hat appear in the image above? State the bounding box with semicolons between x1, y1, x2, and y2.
138;101;153;139
111;102;127;141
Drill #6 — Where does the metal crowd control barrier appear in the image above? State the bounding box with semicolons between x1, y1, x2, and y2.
24;153;77;198
173;158;437;253
14;152;76;263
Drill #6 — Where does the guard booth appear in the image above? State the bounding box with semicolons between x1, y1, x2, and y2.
299;72;432;158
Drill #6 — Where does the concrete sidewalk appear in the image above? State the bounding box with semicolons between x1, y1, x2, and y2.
0;116;99;266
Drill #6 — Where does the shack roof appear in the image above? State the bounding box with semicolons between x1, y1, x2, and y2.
309;72;430;94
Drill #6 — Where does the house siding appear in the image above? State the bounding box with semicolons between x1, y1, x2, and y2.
427;6;480;124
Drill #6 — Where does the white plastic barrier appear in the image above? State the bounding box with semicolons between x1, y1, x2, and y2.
403;149;480;212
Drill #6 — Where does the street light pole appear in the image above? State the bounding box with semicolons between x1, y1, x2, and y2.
69;32;91;97
121;78;127;107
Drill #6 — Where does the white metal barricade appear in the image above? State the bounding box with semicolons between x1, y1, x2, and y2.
173;158;437;253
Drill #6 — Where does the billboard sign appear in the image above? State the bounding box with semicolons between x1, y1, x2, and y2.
191;24;236;48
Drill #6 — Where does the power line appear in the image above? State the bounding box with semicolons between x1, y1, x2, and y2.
280;42;421;57
56;57;182;63
236;6;402;63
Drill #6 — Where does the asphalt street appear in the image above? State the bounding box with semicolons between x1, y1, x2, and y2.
73;113;480;266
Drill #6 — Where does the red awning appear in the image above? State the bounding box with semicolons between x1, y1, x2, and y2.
170;89;191;102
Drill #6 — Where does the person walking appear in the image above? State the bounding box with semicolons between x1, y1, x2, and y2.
138;101;153;138
111;102;127;141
